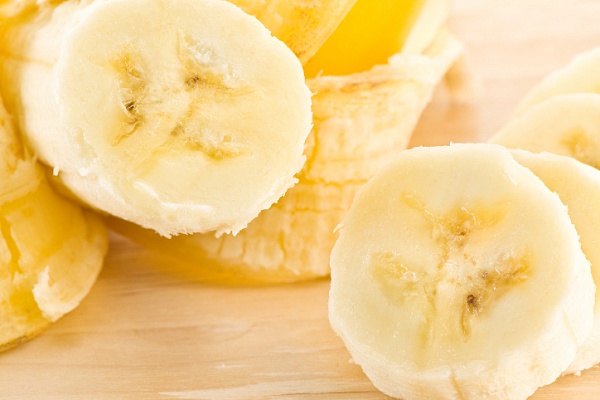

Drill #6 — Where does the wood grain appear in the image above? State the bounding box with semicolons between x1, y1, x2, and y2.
3;0;600;398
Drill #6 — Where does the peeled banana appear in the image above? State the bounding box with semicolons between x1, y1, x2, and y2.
490;87;600;375
513;47;600;117
0;98;108;352
490;46;600;376
510;150;600;375
112;29;464;284
329;143;595;400
0;0;312;237
490;94;600;169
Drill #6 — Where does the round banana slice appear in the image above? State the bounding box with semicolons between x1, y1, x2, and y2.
0;99;107;352
329;144;594;400
490;94;600;169
0;0;312;237
110;31;464;284
513;47;600;117
511;149;600;374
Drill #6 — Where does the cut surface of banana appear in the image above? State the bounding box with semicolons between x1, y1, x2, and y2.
0;0;312;237
329;144;594;400
511;149;600;374
0;99;108;352
513;47;600;117
111;31;464;284
490;94;600;169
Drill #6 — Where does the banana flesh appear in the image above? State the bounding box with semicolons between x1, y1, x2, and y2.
490;94;600;169
0;98;107;352
511;150;600;375
0;0;312;237
329;143;594;400
111;30;464;284
513;47;600;117
490;91;600;374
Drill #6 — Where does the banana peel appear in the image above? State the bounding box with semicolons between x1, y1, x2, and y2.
228;0;357;64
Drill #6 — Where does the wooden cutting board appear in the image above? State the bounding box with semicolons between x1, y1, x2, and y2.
3;0;600;398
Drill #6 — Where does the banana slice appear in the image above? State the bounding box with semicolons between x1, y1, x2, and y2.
490;94;600;169
0;98;108;352
227;0;357;64
510;149;600;375
111;31;464;283
513;47;600;117
329;143;594;400
0;0;312;237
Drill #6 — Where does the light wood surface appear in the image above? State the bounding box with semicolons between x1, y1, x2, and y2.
4;1;600;399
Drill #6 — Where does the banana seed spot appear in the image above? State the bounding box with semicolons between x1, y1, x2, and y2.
466;294;479;314
561;129;600;170
185;75;201;88
111;49;148;145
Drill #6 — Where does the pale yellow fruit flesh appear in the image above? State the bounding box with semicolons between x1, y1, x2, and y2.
0;0;312;237
511;150;600;374
513;47;600;117
0;101;108;352
490;93;600;169
329;144;593;399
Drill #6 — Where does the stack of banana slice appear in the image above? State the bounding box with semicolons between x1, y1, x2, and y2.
111;0;463;283
490;46;600;375
329;47;600;399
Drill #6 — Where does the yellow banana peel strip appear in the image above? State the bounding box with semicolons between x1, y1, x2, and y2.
112;31;464;284
0;99;108;352
228;0;357;64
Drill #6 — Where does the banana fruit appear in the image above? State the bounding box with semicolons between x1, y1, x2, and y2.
489;77;600;375
111;29;464;284
510;150;600;375
0;0;312;237
513;47;600;117
490;94;600;168
0;98;108;352
329;143;595;400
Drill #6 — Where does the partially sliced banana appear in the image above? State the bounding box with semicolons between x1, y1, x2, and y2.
513;47;600;117
511;149;600;374
110;31;464;283
0;98;107;352
490;94;600;169
0;0;312;237
329;143;594;400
